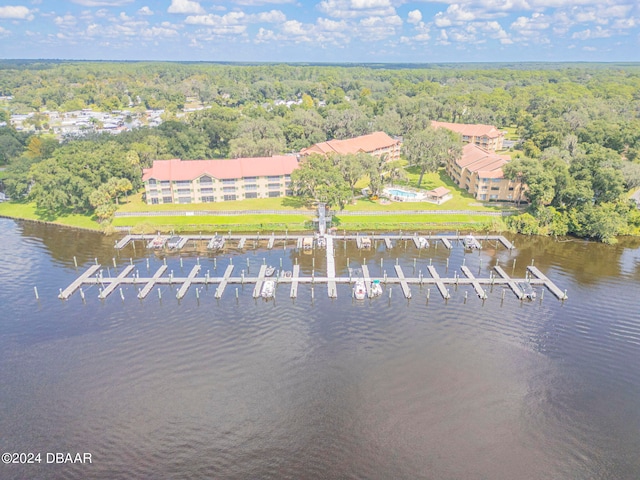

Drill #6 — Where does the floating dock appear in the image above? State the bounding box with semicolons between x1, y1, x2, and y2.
58;233;567;304
460;265;487;299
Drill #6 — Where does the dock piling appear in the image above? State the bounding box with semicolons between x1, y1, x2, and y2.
34;286;39;300
73;256;78;268
79;288;84;301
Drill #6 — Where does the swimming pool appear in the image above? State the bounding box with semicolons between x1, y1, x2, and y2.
386;188;418;198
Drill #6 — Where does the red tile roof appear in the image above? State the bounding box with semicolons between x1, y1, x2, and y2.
427;186;451;198
457;144;510;179
300;131;399;156
432;121;503;139
142;155;299;182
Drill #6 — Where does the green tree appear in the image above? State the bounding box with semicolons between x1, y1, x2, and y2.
291;154;351;209
403;127;462;188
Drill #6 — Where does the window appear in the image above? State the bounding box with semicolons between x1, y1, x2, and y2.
199;175;213;184
490;187;500;191
175;180;191;187
223;186;236;193
479;194;487;200
200;187;214;194
161;180;170;186
243;176;257;182
148;179;157;186
201;196;215;202
284;175;291;180
222;178;236;185
490;194;498;200
268;191;280;198
151;198;159;204
223;194;237;201
268;183;281;189
267;175;281;181
162;196;172;204
245;192;258;199
245;184;258;191
177;188;191;195
492;178;502;183
508;187;514;191
285;190;293;196
178;197;191;204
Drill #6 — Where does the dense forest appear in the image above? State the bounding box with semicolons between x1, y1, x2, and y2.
1;61;640;242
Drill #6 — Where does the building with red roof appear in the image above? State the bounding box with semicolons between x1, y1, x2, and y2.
431;121;505;151
299;131;401;162
142;155;298;205
446;144;524;202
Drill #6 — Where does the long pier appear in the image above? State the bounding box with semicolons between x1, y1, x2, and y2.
57;232;570;304
113;233;516;251
60;259;567;303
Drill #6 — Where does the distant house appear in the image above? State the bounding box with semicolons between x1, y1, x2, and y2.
431;121;505;152
142;156;298;205
425;186;452;204
299;131;401;162
445;144;523;202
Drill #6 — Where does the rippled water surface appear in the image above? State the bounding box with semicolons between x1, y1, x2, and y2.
1;218;640;479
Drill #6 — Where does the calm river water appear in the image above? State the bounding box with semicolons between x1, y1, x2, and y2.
1;217;640;479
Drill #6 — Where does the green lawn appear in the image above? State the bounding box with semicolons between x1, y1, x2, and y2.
0;201;101;230
112;214;311;233
117;192;313;213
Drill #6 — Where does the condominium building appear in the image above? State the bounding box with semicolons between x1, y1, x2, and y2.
431;121;505;151
446;144;524;202
299;131;401;162
142;156;298;205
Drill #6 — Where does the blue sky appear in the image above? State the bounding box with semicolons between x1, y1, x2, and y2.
0;0;639;62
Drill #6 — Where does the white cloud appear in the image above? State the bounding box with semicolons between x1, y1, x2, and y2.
235;0;295;4
407;9;422;25
137;6;153;16
185;10;285;26
0;26;10;37
168;0;205;15
54;14;77;27
317;0;396;19
572;26;612;40
0;6;33;20
70;0;133;6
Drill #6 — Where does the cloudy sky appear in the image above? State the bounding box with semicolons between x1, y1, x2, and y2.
0;0;639;62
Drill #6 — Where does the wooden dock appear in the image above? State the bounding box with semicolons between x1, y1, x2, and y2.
238;237;246;249
290;265;300;298
58;264;102;299
214;265;234;299
493;265;524;300
440;238;452;249
361;265;373;298
326;235;337;298
267;235;275;249
137;265;168;299
383;237;393;249
427;265;450;299
253;265;267;298
176;265;201;300
460;265;487;299
394;265;412;299
99;265;136;299
527;266;567;299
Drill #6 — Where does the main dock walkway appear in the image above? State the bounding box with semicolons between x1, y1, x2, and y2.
58;234;566;304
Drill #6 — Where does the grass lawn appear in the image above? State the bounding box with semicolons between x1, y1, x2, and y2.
111;214;311;233
0;201;101;230
347;168;515;213
117;192;313;213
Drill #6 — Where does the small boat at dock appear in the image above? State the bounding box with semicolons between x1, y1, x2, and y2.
353;280;366;300
463;235;480;249
261;280;275;298
166;235;182;249
517;281;537;300
369;279;383;297
265;266;275;277
146;235;166;249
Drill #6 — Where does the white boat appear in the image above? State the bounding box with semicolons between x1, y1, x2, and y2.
517;281;537;300
353;280;366;300
261;280;275;298
265;266;276;277
146;235;166;249
418;237;429;249
463;235;479;249
369;280;383;297
166;235;182;249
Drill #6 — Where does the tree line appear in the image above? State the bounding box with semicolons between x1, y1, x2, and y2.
1;61;640;241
